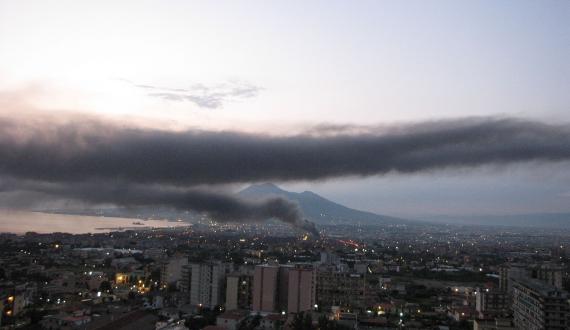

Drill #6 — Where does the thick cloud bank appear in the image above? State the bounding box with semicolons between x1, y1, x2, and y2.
0;180;318;235
1;117;569;185
1;116;569;232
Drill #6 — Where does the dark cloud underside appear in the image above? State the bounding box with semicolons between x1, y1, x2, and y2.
0;116;569;232
0;117;569;185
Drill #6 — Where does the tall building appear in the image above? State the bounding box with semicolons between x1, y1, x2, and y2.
498;265;509;291
475;289;509;319
320;251;340;265
180;264;192;293
287;265;316;314
316;265;375;311
512;277;569;330
501;262;563;292
505;263;529;293
189;262;229;308
253;263;318;314
160;255;188;287
535;263;564;289
252;264;280;312
225;272;253;311
473;318;515;330
278;265;292;311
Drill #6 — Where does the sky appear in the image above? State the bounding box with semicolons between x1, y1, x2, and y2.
0;0;569;219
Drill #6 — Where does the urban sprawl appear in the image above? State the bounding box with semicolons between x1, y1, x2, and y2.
1;222;570;330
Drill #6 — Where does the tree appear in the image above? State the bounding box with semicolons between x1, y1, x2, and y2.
317;315;351;330
238;314;262;330
186;316;208;330
27;308;48;325
291;312;313;330
303;313;312;330
291;313;305;330
318;315;329;330
99;280;112;292
250;314;262;330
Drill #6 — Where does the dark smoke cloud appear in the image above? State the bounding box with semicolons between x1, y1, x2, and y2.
1;115;569;233
0;117;569;186
0;179;319;236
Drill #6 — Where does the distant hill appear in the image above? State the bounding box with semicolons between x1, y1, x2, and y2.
417;213;570;228
238;183;410;226
39;183;413;226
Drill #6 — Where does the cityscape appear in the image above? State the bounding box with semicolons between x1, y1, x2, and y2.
2;213;570;329
1;1;570;330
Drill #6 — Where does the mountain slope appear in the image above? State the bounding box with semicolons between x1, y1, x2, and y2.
238;183;409;225
417;213;570;228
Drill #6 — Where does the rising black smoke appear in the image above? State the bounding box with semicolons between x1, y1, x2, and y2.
1;117;569;185
0;179;319;236
1;116;569;232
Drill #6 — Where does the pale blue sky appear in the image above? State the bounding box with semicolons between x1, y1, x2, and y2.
0;0;569;217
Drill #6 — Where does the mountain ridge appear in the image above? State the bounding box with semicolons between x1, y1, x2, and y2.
238;183;411;226
417;213;570;228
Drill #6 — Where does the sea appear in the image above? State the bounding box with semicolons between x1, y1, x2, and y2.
0;209;188;235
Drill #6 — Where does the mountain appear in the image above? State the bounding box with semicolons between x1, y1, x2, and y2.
417;213;570;228
238;183;410;225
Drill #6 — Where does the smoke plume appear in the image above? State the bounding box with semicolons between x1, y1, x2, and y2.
1;117;569;185
1;115;569;233
0;179;318;236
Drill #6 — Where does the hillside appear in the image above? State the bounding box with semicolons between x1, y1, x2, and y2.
238;183;410;225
